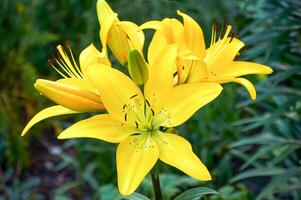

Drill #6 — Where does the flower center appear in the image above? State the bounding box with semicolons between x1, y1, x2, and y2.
122;95;166;135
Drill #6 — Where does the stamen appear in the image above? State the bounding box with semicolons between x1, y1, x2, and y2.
151;108;155;116
130;94;138;99
210;19;218;46
124;113;128;121
135;121;139;128
229;31;238;43
49;43;84;79
65;41;83;78
219;22;226;39
145;99;150;107
48;59;67;78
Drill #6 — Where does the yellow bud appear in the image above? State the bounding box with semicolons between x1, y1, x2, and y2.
127;49;149;85
34;79;104;112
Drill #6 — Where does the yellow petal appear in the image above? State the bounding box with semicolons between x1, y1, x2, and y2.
21;105;78;136
158;82;222;127
141;18;183;43
99;12;118;57
107;24;131;65
161;18;184;43
206;37;245;70
97;0;116;25
186;60;209;83
79;44;111;76
177;10;206;59
232;77;257;100
97;0;118;57
58;114;137;143
57;78;98;93
176;55;207;84
140;20;163;32
144;45;178;111
86;64;144;121
147;31;168;65
156;133;211;181
117;21;145;51
117;134;159;195
35;79;104;112
223;61;273;77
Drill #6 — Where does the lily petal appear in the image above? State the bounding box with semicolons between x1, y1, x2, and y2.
186;60;209;83
117;135;159;195
117;21;145;51
21;105;78;136
97;0;116;25
140;20;163;32
58;114;137;143
99;12;118;57
177;10;206;59
223;61;273;77
147;31;168;65
206;37;244;70
156;133;211;181
158;82;222;127
232;77;257;100
86;64;143;121
57;78;98;93
144;45;178;111
35;79;104;112
79;44;111;76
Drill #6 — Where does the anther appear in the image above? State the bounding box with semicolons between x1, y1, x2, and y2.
212;19;218;30
124;113;128;121
219;22;226;39
123;104;127;109
145;99;150;107
229;31;238;43
130;94;138;99
65;40;71;48
135;121;139;128
151;108;155;116
47;59;53;66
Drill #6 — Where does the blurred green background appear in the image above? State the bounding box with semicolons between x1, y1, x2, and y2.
0;0;300;199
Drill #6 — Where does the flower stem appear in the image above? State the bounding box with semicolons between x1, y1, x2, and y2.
151;167;163;200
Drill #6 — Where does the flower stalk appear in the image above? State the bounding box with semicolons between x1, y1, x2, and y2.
151;167;163;200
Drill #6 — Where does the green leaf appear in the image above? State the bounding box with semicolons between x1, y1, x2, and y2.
174;187;219;200
122;192;151;200
230;168;286;183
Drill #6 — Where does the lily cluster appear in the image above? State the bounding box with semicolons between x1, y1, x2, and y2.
22;0;272;195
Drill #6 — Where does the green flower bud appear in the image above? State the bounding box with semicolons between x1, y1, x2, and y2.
128;49;149;85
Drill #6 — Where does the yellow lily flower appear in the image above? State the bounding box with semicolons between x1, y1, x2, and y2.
97;0;144;65
58;46;223;195
141;10;273;100
22;43;109;136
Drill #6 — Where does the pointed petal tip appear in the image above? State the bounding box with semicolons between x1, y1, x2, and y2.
266;67;273;74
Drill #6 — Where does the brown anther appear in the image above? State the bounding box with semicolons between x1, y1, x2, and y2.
229;31;238;43
124;113;128;121
219;22;226;38
145;99;150;107
135;121;139;128
65;40;71;48
151;108;155;116
130;94;138;99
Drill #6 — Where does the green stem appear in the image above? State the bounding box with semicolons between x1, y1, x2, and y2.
151;168;163;200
